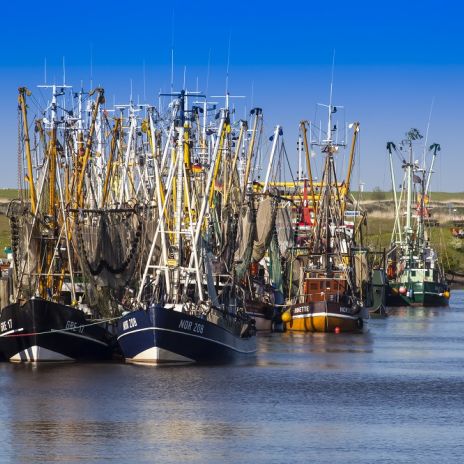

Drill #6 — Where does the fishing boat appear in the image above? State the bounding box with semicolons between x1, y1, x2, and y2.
0;86;114;362
0;297;112;362
238;124;300;332
281;103;368;333
385;130;450;306
116;91;256;364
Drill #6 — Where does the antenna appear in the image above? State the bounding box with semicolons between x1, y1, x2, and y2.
183;66;187;89
329;49;335;109
206;48;211;95
62;56;66;85
130;78;133;103
143;60;146;101
90;43;93;89
171;49;174;94
251;80;254;109
422;97;435;168
226;34;231;95
327;49;336;141
44;57;47;84
171;9;175;95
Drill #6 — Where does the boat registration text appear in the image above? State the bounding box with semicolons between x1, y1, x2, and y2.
122;317;138;331
179;319;204;334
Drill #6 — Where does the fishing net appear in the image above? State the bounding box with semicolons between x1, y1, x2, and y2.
234;204;256;279
8;202;40;299
286;255;308;301
269;234;283;293
354;249;369;290
275;204;294;258
252;196;276;262
74;209;147;289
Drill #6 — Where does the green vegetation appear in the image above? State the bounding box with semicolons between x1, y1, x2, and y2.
0;189;19;200
0;189;463;272
364;216;464;274
353;191;464;202
0;191;18;256
371;187;386;201
0;215;10;256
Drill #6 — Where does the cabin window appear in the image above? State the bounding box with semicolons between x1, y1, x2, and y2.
425;270;430;277
411;271;416;277
310;283;318;290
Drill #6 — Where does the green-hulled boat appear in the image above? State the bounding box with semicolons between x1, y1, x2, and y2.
384;129;450;307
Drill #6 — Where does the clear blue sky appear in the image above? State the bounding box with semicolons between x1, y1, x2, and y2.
1;0;463;191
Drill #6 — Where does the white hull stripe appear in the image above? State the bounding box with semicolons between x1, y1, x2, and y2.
247;312;271;319
55;330;109;346
0;328;108;346
0;328;24;337
401;292;445;297
118;326;257;354
292;312;362;321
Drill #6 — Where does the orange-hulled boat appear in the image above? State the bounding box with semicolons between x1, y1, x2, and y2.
281;114;368;333
284;272;366;333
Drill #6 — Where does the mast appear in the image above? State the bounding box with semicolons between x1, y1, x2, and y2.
75;88;105;207
405;139;413;237
241;108;262;204
342;122;359;211
101;117;121;208
263;125;281;193
387;142;402;245
300;121;318;217
18;87;37;213
172;92;186;301
425;143;440;195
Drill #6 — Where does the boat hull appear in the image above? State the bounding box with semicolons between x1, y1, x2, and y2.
387;281;449;307
245;301;274;331
117;306;257;364
0;298;113;362
247;312;273;331
285;301;366;333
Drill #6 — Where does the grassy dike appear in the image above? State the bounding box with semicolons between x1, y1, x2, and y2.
0;189;17;254
0;189;463;274
360;192;464;274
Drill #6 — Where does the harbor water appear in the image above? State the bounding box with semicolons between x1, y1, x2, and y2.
1;292;464;463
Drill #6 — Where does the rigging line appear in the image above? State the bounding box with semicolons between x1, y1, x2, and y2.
281;141;297;185
2;315;124;338
393;144;404;164
422;97;435;168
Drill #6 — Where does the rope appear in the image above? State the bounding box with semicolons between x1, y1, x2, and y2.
1;315;122;338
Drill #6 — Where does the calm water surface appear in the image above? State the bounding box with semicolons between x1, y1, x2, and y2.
1;292;464;463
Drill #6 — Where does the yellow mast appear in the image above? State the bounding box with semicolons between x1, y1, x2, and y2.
18;87;37;214
75;88;105;207
224;120;246;206
241;108;261;204
101;117;121;208
300;120;318;217
48;126;57;218
208;122;228;207
341;122;359;214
